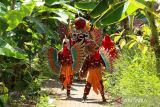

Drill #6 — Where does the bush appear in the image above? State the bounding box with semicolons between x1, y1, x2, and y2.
104;47;160;97
0;82;8;107
36;95;55;107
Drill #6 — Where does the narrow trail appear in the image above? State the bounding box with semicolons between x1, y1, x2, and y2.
42;79;120;107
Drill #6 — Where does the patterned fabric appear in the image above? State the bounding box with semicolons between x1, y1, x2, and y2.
99;47;110;72
60;64;73;88
58;48;73;65
47;47;60;74
101;34;118;73
101;34;118;59
86;67;102;94
57;47;73;89
90;27;102;45
83;80;105;96
71;40;85;73
59;74;65;84
59;74;73;96
81;51;106;95
82;51;105;73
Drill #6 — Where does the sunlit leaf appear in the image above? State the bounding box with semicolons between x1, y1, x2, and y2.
119;39;126;49
5;2;35;31
128;41;137;49
138;43;144;51
129;35;137;40
61;3;79;14
0;38;27;59
138;43;148;54
144;0;156;1
97;1;140;26
51;1;69;5
50;17;68;24
27;28;39;39
94;0;160;26
53;9;68;21
129;0;145;9
90;0;110;18
35;1;45;7
136;36;143;43
0;2;7;15
0;0;10;6
45;0;61;5
132;0;160;18
28;17;47;34
24;42;33;46
0;17;8;32
114;36;121;43
142;25;151;36
142;45;148;54
74;2;97;11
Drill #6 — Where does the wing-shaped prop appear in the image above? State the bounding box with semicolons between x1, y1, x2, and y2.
90;28;102;46
99;47;111;72
71;40;85;73
46;47;60;74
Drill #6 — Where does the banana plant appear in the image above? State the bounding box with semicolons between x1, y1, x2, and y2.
90;0;159;26
0;0;79;59
89;0;160;73
0;38;27;59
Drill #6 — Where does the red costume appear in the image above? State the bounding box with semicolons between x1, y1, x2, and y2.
55;17;118;102
101;34;118;73
81;50;106;102
58;40;73;98
101;34;118;59
47;36;85;99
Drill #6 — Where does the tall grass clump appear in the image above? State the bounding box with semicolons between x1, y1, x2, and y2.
104;47;160;105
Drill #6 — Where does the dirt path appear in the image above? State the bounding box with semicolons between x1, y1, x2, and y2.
42;79;118;107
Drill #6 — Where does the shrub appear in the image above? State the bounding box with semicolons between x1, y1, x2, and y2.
104;47;160;97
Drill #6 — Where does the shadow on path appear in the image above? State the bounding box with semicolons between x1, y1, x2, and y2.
42;78;118;107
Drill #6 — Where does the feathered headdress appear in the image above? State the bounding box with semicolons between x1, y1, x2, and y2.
62;35;70;49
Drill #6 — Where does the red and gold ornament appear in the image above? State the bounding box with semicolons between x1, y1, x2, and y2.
75;17;86;30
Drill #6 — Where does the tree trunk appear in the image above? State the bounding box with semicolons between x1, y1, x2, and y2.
145;2;160;74
11;0;16;10
128;15;134;34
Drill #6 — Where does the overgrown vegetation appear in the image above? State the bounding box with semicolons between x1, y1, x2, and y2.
0;0;160;106
104;47;160;106
104;47;160;95
36;95;55;107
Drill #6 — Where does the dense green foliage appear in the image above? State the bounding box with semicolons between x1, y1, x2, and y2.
0;83;8;107
37;95;55;107
0;0;160;106
104;47;160;96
